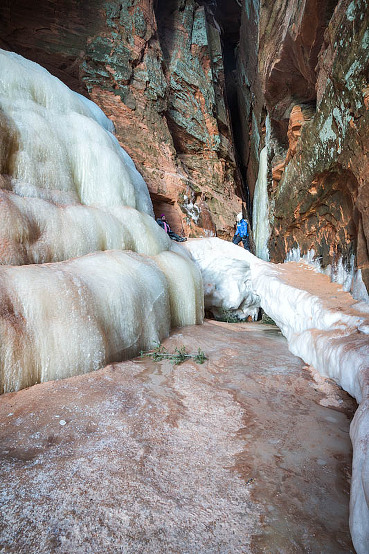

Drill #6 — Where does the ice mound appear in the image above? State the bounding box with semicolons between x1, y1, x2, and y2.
185;238;260;320
0;49;169;264
0;49;203;393
0;190;172;264
0;50;152;213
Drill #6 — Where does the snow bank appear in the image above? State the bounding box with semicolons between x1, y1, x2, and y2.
187;237;369;554
185;238;260;320
0;50;203;392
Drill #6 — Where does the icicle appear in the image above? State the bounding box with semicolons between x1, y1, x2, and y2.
253;146;269;261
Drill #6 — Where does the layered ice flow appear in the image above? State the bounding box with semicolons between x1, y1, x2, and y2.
0;49;203;393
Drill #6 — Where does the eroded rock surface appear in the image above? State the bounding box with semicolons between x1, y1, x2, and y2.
270;0;369;289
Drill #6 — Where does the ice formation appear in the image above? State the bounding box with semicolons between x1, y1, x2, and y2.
185;238;260;320
0;251;170;392
0;49;203;393
286;246;369;303
253;146;269;261
186;237;369;554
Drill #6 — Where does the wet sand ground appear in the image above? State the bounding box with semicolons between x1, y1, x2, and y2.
0;321;356;553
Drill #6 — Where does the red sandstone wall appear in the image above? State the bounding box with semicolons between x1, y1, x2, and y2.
238;0;369;292
0;0;245;238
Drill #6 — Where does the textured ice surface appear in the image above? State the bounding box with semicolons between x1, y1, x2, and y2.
0;250;203;393
0;49;172;265
0;190;173;264
253;146;270;261
0;321;355;552
0;50;152;214
0;50;203;392
188;237;369;553
185;238;260;320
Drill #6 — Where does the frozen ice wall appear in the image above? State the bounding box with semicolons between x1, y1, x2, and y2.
187;237;369;553
0;50;203;393
253;146;269;261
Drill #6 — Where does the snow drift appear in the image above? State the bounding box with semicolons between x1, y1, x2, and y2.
185;238;260;321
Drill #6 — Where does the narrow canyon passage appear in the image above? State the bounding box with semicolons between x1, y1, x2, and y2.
0;321;355;553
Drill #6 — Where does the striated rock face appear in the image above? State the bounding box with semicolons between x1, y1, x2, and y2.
217;0;261;202
271;105;312;189
239;0;369;295
151;0;244;237
259;0;336;122
268;0;369;292
0;0;245;238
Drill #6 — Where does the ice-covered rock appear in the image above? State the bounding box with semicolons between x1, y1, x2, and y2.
185;238;260;321
187;237;369;553
0;50;203;393
253;146;269;261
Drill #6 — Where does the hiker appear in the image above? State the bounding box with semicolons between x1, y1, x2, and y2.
156;214;187;242
232;216;249;250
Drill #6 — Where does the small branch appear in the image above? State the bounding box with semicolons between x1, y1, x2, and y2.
140;343;207;365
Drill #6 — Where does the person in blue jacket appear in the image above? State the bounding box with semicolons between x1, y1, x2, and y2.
232;217;249;250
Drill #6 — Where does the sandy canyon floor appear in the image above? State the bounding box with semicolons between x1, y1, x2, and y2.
0;320;356;553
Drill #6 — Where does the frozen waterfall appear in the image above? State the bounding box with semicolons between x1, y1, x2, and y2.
0;49;203;393
253;146;269;261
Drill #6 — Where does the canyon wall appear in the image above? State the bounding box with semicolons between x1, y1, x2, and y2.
1;0;367;290
0;0;245;238
238;0;369;294
270;0;369;289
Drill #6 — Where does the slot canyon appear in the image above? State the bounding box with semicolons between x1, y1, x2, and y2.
0;0;368;552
